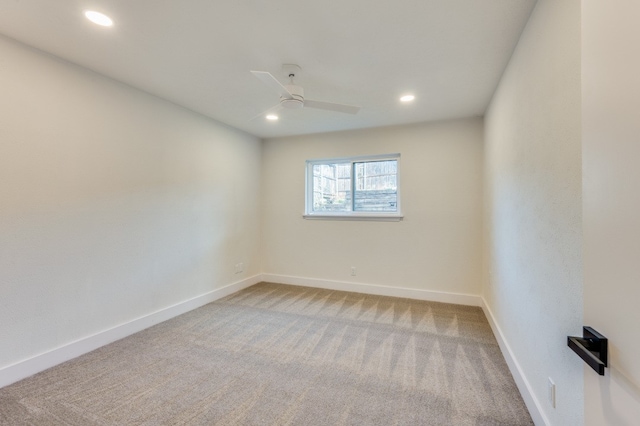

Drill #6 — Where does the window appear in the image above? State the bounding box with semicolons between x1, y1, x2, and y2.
305;154;402;220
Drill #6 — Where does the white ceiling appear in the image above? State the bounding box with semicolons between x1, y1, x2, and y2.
0;0;536;139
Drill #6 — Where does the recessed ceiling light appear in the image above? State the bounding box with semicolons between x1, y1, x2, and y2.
266;114;279;121
400;95;415;102
84;11;113;27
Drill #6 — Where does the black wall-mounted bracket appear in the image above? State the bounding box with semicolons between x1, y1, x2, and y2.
567;326;608;376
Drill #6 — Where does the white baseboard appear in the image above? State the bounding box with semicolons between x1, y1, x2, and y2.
480;297;549;426
261;273;482;307
0;274;261;389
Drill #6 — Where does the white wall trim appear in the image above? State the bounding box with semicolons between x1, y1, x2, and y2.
0;274;261;389
481;297;549;426
261;273;482;306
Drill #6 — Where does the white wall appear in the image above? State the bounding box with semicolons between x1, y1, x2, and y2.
261;119;483;300
0;35;262;375
582;0;640;423
483;0;582;425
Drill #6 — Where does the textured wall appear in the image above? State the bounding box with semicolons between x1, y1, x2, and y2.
262;118;483;296
582;0;640;423
0;35;262;368
483;0;583;424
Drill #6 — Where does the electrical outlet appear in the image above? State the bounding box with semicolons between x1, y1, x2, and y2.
548;377;556;408
235;263;244;274
351;267;356;276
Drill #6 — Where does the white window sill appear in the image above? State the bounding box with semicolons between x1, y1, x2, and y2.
303;214;404;222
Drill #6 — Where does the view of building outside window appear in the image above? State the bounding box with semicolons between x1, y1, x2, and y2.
312;160;397;212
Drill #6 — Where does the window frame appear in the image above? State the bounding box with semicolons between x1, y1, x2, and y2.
304;153;403;221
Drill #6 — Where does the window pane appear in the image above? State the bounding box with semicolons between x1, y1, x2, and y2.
354;160;397;212
312;163;351;212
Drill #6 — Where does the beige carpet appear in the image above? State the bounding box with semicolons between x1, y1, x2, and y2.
0;282;533;425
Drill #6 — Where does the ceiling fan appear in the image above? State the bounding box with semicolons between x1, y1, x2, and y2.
250;64;360;119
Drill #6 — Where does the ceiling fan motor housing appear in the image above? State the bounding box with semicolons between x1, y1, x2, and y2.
281;85;304;109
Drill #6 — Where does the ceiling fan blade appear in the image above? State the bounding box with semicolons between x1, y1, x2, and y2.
250;71;293;99
250;103;283;121
304;99;360;115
